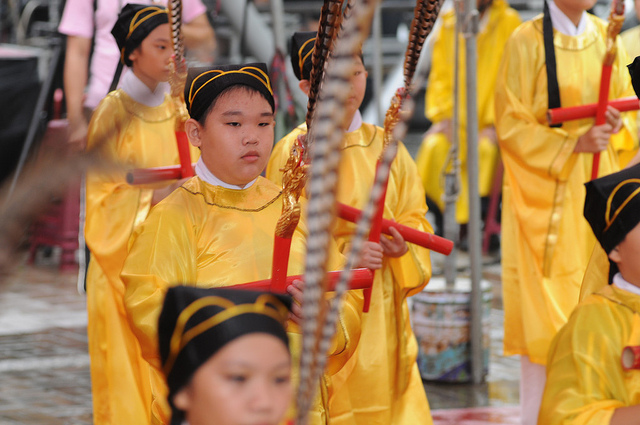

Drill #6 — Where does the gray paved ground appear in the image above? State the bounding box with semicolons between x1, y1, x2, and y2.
0;247;518;424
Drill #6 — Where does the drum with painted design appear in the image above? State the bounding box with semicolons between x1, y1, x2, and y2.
411;277;492;382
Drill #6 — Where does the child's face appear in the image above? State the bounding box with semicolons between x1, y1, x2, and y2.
174;333;292;425
298;56;367;129
344;57;368;126
129;23;173;89
188;88;275;186
553;0;597;16
610;222;640;286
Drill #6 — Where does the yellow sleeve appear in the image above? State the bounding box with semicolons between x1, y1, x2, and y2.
387;143;433;297
425;16;454;123
539;297;635;425
609;36;639;160
495;32;579;180
85;95;153;275
121;192;199;367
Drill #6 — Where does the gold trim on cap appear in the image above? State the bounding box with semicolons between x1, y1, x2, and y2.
126;7;167;40
604;178;640;231
188;66;274;110
163;293;288;376
298;38;315;79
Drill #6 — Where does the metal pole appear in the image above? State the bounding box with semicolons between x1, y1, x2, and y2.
443;0;462;289
269;0;286;52
463;0;484;384
372;4;384;126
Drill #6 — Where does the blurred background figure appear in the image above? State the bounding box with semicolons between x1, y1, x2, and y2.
414;0;521;241
59;0;216;151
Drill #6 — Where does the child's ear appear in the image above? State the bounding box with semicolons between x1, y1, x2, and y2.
128;47;139;65
299;80;311;97
609;245;622;264
185;118;203;148
173;385;192;411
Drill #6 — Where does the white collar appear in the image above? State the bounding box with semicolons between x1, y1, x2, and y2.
346;110;363;133
613;272;640;297
120;70;170;107
195;157;257;190
548;0;588;36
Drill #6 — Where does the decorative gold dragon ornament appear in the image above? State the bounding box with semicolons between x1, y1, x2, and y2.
275;135;308;239
604;0;625;66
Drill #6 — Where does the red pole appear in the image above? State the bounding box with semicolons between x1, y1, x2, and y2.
592;66;613;180
227;267;375;293
546;97;639;125
176;131;194;178
336;202;454;254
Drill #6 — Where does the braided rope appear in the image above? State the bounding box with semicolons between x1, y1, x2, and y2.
167;0;184;62
305;0;345;132
296;2;380;424
325;0;442;382
403;0;442;89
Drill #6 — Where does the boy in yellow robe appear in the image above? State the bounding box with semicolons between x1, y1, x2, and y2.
84;4;199;424
415;0;521;227
538;163;640;425
266;32;434;425
494;0;638;422
121;63;382;425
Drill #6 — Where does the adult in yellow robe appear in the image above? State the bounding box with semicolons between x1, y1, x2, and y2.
267;120;434;425
539;284;640;425
495;14;637;367
120;174;364;425
415;0;521;224
85;88;199;424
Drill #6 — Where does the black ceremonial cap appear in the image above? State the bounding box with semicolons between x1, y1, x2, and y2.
584;163;640;255
111;3;169;67
185;63;275;122
628;56;640;100
290;31;317;81
158;286;292;425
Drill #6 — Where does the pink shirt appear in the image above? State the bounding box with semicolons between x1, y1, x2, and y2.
58;0;207;109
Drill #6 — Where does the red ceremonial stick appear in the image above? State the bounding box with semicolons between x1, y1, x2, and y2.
271;235;293;294
336;202;454;255
227;267;375;294
361;160;388;312
126;164;194;184
592;65;613;180
591;0;625;180
176;131;194;178
547;96;639;125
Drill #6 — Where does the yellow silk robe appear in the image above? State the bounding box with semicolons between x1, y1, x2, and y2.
85;90;200;424
267;123;434;425
539;285;640;425
120;176;363;425
415;0;521;223
495;14;638;365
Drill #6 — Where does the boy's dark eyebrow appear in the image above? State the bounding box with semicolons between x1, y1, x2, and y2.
221;110;274;117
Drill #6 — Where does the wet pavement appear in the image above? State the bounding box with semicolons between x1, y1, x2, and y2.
0;249;520;424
